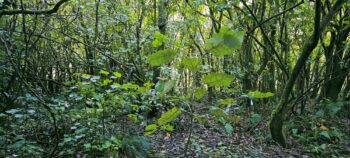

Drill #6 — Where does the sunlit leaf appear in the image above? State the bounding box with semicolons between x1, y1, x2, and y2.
99;79;113;86
147;49;177;66
157;107;181;125
202;72;234;87
145;124;158;136
152;32;167;47
182;58;201;72
160;124;174;131
194;88;207;100
113;72;122;78
205;27;244;57
248;91;274;99
99;70;110;75
219;98;234;106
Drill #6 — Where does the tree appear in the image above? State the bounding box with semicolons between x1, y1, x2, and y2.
269;0;348;147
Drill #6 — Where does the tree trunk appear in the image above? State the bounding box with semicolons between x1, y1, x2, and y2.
269;0;346;147
152;0;168;84
322;17;350;100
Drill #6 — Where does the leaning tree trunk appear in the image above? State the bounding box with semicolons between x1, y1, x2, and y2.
269;0;347;147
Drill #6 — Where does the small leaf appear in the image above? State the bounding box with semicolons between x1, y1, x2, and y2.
319;131;331;139
250;113;262;124
194;88;207;100
195;115;209;124
99;79;113;86
160;124;174;131
225;123;234;136
219;98;234;106
210;108;226;118
147;49;177;66
99;70;110;75
228;115;241;123
145;124;158;136
157;107;181;125
127;114;138;123
84;143;92;149
113;72;122;78
121;83;139;89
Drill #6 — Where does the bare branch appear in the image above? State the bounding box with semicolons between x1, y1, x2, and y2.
0;0;69;16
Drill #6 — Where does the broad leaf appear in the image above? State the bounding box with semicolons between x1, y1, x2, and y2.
205;27;244;57
147;49;177;66
202;72;234;87
157;107;181;125
194;88;207;100
219;98;234;106
152;32;167;47
182;58;201;72
160;124;174;131
155;80;176;95
248;91;274;99
145;124;158;136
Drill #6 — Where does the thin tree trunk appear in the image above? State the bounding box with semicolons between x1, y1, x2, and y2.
269;0;346;147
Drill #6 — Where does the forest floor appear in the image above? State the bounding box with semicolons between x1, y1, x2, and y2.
148;102;350;158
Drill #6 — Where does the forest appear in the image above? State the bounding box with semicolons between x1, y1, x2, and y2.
0;0;349;157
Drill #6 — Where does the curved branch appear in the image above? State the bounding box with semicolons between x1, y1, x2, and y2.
0;0;69;16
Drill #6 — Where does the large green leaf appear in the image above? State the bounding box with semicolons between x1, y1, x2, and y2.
202;72;234;87
155;79;176;95
194;88;207;100
145;124;158;136
152;32;167;47
248;90;274;99
223;30;244;48
157;107;181;125
147;49;177;66
205;27;244;57
182;58;201;72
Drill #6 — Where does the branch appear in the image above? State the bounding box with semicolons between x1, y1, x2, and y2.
248;0;304;34
0;0;69;16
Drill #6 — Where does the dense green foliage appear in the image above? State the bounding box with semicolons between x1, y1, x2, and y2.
0;0;349;157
